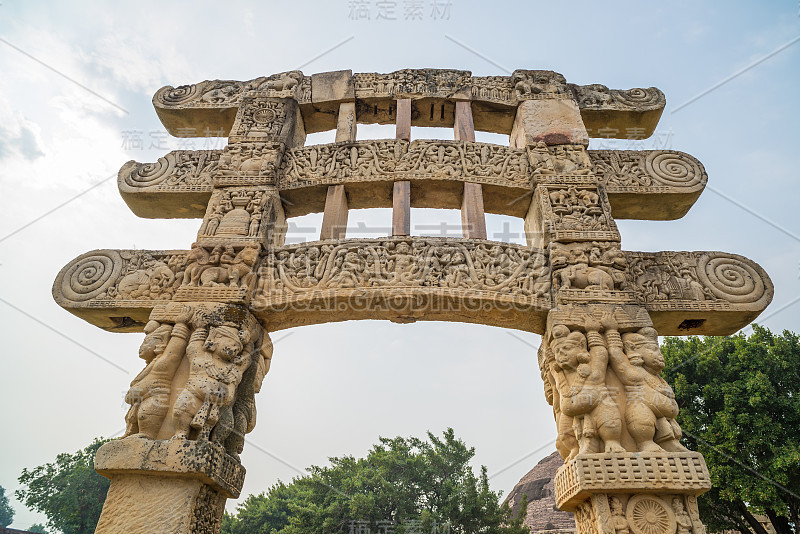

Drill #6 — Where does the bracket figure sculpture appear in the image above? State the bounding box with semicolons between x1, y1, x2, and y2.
52;68;773;534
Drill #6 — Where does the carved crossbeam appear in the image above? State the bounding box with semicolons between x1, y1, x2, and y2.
119;144;706;219
153;69;664;138
53;240;772;336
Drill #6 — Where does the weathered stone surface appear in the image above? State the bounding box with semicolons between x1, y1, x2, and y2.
52;249;189;331
95;437;245;498
94;474;223;534
311;69;355;104
153;72;311;137
511;99;590;147
118;150;219;218
573;84;666;139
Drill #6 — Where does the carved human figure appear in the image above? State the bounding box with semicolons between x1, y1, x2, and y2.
604;318;687;452
673;497;693;534
248;211;262;237
609;496;630;534
386;241;418;284
203;206;224;236
170;316;254;441
541;344;579;460
124;307;193;439
332;250;366;288
548;320;624;457
213;336;272;459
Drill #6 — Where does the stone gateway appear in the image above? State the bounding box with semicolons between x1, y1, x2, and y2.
52;68;772;534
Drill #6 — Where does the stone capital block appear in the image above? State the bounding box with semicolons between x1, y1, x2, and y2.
511;99;590;147
311;69;355;105
95;437;245;497
554;452;711;511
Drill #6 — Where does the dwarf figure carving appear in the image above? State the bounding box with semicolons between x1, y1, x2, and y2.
170;316;256;441
123;307;193;439
604;318;686;452
212;335;272;459
548;320;624;457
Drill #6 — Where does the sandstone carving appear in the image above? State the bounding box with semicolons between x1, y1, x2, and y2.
153;69;665;138
281;139;531;189
53;68;771;534
122;303;268;452
260;237;549;296
118;145;706;221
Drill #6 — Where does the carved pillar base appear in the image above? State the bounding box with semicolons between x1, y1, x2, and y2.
94;437;244;534
555;453;710;534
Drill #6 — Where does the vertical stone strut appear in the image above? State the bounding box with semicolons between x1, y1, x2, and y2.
512;71;712;534
393;98;412;236
454;101;487;239
320;102;355;240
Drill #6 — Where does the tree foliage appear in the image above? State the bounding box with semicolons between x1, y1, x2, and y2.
662;326;800;534
0;485;15;527
16;438;111;534
223;428;529;534
27;523;49;533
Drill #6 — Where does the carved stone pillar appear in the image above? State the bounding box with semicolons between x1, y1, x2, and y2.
509;69;712;534
540;305;710;534
95;302;272;534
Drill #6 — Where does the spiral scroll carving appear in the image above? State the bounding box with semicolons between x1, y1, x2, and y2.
644;151;704;188
124;155;175;188
697;253;767;304
155;83;203;106
612;87;663;109
58;251;123;303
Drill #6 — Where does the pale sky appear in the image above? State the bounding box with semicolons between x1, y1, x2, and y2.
1;1;799;530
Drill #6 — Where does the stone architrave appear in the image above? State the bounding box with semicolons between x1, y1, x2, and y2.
52;68;772;534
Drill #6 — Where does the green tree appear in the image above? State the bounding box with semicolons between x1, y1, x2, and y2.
28;523;49;533
0;485;15;527
16;438;111;534
662;326;800;534
223;482;299;534
224;429;529;534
